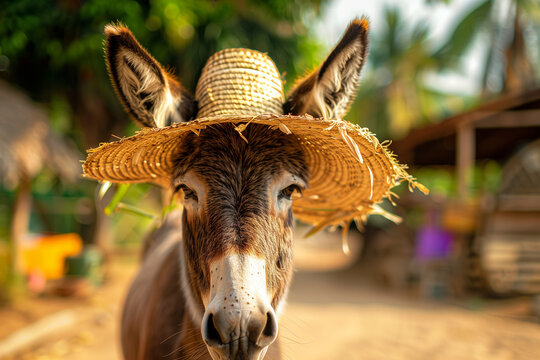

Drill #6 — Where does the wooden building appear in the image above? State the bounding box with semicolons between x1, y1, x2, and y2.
392;88;540;294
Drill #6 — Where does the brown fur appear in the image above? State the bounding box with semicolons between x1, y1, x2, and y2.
121;213;185;360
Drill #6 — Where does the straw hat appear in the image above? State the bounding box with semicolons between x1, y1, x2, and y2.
83;48;426;227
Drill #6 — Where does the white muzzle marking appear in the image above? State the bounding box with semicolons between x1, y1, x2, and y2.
202;254;277;359
204;253;270;320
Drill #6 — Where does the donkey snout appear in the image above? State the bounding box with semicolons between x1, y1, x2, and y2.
202;306;278;348
203;254;277;358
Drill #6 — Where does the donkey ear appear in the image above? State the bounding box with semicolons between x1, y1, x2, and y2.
284;18;369;119
105;24;197;128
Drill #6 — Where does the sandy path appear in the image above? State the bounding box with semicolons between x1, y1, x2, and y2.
10;263;540;360
278;270;540;360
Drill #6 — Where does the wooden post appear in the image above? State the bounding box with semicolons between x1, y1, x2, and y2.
10;175;31;273
456;123;475;199
93;184;113;265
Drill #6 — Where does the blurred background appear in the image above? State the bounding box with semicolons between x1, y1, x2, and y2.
1;0;540;359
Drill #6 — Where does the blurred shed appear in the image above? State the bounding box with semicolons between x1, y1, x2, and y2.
392;88;540;295
392;88;540;198
0;79;81;270
479;138;540;294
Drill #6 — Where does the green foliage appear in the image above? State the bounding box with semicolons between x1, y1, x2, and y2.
433;0;493;67
103;183;131;216
431;0;540;93
424;0;451;4
100;182;158;219
0;0;143;95
105;183;161;246
414;167;456;198
413;160;502;199
0;0;324;101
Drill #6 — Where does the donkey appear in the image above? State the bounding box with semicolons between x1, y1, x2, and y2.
104;18;369;360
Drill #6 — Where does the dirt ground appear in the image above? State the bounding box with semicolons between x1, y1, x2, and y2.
3;252;540;360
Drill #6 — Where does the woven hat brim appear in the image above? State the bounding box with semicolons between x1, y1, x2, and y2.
83;114;418;226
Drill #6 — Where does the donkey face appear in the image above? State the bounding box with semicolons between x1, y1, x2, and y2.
174;124;308;358
105;18;368;360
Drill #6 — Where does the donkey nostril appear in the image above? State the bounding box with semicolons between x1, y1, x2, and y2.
203;313;223;346
251;310;278;348
263;311;277;339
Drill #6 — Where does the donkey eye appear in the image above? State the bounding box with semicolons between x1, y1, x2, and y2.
279;184;302;201
175;184;198;201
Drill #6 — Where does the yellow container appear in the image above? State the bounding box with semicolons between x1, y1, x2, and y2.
442;201;479;234
19;233;83;280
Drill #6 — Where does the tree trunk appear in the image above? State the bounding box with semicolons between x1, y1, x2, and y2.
504;10;536;93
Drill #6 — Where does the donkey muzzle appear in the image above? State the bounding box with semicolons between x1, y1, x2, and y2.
202;254;278;359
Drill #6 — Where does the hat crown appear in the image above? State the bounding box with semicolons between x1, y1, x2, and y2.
195;49;284;118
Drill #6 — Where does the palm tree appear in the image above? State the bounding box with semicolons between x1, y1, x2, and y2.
433;0;540;96
350;7;467;140
350;0;540;140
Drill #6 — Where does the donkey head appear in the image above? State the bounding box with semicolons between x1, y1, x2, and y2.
105;18;368;360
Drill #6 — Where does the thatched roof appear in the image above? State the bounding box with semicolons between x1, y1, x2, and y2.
0;80;81;188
